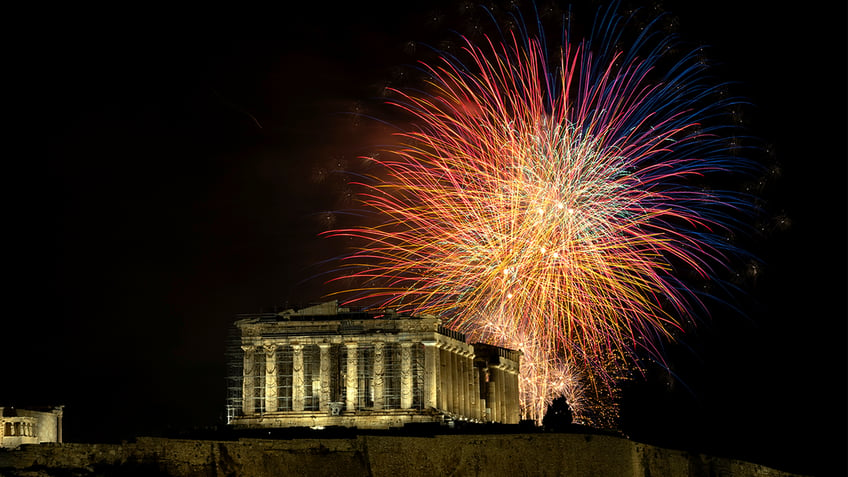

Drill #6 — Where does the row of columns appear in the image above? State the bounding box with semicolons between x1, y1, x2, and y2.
340;341;416;411
242;343;309;414
243;341;416;415
241;339;519;423
442;343;477;420
423;340;481;421
487;360;520;424
2;420;35;437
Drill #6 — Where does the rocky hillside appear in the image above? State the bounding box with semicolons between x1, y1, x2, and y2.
0;433;807;476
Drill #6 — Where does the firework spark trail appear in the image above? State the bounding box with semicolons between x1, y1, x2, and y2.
471;311;586;424
325;4;756;422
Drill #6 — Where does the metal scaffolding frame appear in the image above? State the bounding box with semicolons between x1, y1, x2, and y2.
276;346;293;411
225;326;243;424
301;345;321;411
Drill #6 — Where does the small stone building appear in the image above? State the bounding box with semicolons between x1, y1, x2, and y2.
0;406;63;448
227;301;521;429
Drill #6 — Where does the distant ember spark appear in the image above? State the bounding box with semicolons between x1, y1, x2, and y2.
326;3;757;423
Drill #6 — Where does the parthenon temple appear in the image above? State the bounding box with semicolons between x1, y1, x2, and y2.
227;301;521;429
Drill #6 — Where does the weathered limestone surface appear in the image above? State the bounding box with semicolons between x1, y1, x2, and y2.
231;304;523;429
0;408;64;449
0;433;807;477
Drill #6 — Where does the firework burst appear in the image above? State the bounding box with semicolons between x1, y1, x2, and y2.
325;3;757;424
470;311;586;424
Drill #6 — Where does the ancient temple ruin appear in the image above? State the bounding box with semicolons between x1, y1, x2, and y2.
0;406;63;448
226;301;521;429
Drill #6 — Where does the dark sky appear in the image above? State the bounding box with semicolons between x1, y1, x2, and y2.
6;1;846;476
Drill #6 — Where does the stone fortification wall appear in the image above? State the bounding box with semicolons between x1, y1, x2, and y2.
0;433;805;477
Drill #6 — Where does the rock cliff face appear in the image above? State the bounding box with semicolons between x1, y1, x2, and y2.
0;434;805;477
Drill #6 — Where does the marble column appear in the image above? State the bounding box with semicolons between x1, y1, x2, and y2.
462;352;471;418
457;351;465;417
373;341;385;410
452;348;461;415
241;345;255;415
503;366;511;423
318;343;332;412
461;352;470;418
498;366;507;423
264;344;278;413
345;342;358;411
55;408;63;443
510;367;517;422
292;344;304;411
400;342;413;409
486;368;497;422
492;366;500;422
473;364;481;420
422;340;439;409
438;344;448;410
510;365;520;423
504;366;512;423
506;368;512;422
455;349;463;415
447;346;456;413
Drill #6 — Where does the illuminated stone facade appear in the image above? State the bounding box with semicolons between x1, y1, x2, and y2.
227;301;521;429
0;406;63;449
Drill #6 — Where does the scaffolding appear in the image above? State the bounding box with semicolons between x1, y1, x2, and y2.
224;325;243;424
227;333;426;421
301;345;320;411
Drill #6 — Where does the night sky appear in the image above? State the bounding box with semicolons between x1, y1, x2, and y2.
6;1;846;476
